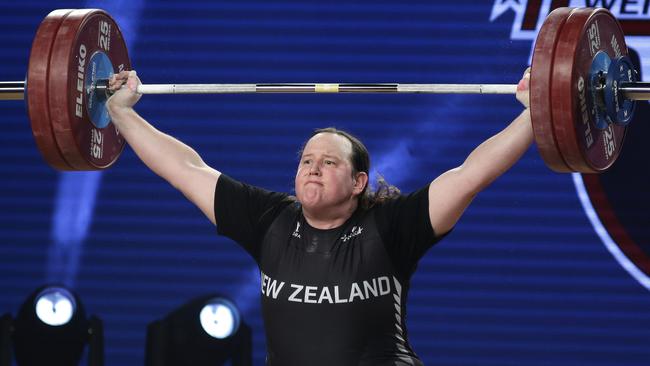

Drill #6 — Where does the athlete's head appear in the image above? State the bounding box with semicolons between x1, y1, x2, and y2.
295;128;370;212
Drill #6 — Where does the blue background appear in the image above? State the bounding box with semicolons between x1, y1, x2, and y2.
1;1;649;365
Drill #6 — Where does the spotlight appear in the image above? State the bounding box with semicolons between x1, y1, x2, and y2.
5;285;104;366
146;294;251;366
34;287;76;326
199;298;240;339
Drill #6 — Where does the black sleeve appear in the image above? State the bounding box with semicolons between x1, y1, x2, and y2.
374;184;447;279
214;174;294;261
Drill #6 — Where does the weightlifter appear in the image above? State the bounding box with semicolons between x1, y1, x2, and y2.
106;68;533;366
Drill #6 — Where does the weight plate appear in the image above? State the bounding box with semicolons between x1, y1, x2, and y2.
530;7;574;173
551;7;627;173
48;9;130;170
26;9;75;170
604;56;637;126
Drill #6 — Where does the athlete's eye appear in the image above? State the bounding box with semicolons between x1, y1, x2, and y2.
324;160;336;165
302;159;312;165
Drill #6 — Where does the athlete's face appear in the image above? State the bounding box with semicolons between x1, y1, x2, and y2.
295;133;366;211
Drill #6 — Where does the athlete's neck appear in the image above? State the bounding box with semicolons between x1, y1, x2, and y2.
302;199;358;229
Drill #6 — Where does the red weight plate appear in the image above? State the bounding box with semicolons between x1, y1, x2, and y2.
27;9;75;170
48;9;130;170
530;7;573;173
551;8;627;173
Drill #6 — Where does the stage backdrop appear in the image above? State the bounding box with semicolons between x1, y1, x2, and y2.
1;1;649;365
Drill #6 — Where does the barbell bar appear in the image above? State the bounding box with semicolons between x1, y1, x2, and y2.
3;79;650;98
0;7;644;173
2;81;522;96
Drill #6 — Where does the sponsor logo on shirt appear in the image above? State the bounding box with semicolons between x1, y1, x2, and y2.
292;222;364;242
292;222;301;239
341;226;363;242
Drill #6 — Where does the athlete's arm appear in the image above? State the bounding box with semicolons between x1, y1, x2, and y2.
427;68;534;235
106;71;221;225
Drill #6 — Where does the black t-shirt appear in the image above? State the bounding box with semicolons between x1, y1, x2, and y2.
215;174;442;366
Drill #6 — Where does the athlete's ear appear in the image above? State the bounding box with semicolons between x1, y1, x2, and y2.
353;172;368;195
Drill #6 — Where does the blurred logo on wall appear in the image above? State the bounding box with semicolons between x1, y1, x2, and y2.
491;0;650;291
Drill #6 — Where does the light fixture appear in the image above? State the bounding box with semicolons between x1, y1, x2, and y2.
146;294;251;366
3;285;104;366
34;287;76;326
199;298;241;339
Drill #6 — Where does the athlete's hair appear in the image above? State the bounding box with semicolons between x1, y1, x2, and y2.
299;127;400;208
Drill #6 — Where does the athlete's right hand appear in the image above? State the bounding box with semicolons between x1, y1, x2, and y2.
107;70;142;111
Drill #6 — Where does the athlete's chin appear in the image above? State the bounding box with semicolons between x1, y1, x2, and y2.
298;195;324;210
297;185;322;201
298;191;333;210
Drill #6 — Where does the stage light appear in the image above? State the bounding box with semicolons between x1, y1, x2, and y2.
199;298;240;339
146;294;251;366
34;287;76;326
3;285;104;366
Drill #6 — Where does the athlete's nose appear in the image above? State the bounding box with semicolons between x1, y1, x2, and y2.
308;163;321;176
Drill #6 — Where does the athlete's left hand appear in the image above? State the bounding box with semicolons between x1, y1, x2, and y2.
516;67;531;108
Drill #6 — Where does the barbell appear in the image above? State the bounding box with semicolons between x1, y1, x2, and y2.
0;7;648;172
